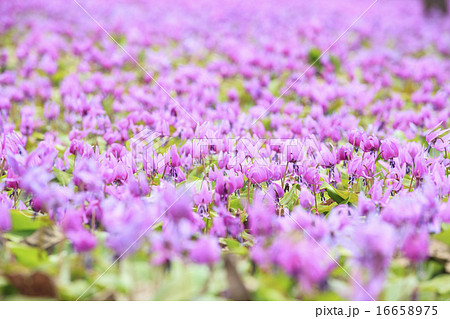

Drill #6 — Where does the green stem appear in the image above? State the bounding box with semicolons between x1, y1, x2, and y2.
313;181;318;214
161;165;167;179
281;161;289;189
247;181;251;212
408;175;414;192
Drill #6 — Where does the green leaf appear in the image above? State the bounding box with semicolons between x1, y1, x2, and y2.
153;261;210;300
9;243;48;268
254;271;293;300
10;210;50;232
53;168;71;186
318;202;337;214
433;227;450;245
383;275;418;301
280;184;300;211
420;274;450;295
325;186;358;205
59;280;91;300
334;189;358;204
325;186;346;204
423;260;445;280
310;291;344;301
221;238;247;256
329;55;340;72
308;47;323;72
229;197;244;210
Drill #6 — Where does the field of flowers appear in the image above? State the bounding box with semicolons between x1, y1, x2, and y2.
1;0;450;301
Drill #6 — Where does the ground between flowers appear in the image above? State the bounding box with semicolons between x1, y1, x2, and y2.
1;0;450;301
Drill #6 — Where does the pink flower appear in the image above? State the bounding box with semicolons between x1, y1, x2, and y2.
337;145;353;162
348;129;363;148
425;122;450;151
0;203;12;232
267;183;284;202
348;157;363;178
218;151;229;169
368;179;390;206
299;188;314;209
194;183;212;217
189;237;220;265
67;230;97;253
319;147;337;168
229;171;245;190
246;166;270;184
166;145;181;167
43;101;60;120
401;229;429;263
360;135;380;153
302;167;320;186
380;139;399;161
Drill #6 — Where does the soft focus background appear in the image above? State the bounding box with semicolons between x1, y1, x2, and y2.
0;0;450;301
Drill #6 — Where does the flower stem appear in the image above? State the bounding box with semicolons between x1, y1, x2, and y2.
281;161;289;190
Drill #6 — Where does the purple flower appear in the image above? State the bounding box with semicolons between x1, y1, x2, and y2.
302;167;321;187
360;135;380;153
348;157;363;178
401;228;429;263
337;145;353;162
288;207;328;241
73;159;103;191
248;191;278;237
211;204;243;237
67;230;97;253
348;130;363;148
43;101;60;120
380;138;399;161
299;187;314;209
398;142;422;167
161;185;195;223
439;202;450;223
228;171;245;190
0;97;11;111
193;183;213;206
351;216;396;273
319;147;337;168
193;183;213;217
189;236;220;265
102;197;156;255
357;192;376;216
246;165;271;184
166;145;181;167
218;151;229;169
382;194;422;227
128;172;150;197
214;173;235;203
267;183;284;202
368;179;390;206
349;217;397;300
361;155;376;178
425;123;450;151
269;237;334;291
19;106;40;136
0;203;12;232
412;155;427;180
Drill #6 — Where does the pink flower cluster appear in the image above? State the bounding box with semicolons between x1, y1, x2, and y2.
0;0;450;300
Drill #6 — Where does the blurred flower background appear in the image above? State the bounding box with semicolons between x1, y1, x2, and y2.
0;0;450;300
